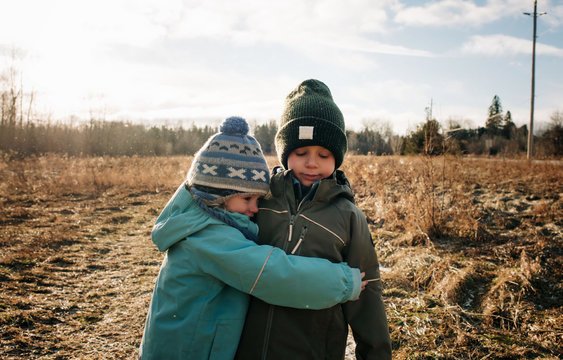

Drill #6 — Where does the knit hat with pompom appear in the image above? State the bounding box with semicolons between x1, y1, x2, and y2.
187;116;270;203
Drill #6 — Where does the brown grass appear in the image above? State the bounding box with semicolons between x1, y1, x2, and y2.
0;154;561;359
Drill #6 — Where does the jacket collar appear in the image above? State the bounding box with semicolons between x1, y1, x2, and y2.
268;167;355;206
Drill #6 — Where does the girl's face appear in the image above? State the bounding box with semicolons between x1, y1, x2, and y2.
224;194;261;217
287;145;335;187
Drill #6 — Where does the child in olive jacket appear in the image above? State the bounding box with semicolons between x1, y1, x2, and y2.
139;117;364;360
236;80;392;359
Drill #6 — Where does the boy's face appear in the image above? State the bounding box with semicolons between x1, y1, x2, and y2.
224;194;261;217
287;145;335;187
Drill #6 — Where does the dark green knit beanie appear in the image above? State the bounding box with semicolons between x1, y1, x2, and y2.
275;79;347;169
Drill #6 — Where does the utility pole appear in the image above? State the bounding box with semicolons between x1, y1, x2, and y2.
524;1;546;161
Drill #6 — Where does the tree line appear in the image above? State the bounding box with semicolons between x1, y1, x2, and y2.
1;113;560;158
401;95;562;157
1;58;561;159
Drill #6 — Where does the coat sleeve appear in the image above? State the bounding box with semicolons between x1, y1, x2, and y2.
182;223;362;310
342;208;392;360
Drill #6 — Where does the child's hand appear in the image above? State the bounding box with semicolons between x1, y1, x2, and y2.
349;272;368;301
360;273;382;292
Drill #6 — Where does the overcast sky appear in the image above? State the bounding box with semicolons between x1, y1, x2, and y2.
1;0;562;135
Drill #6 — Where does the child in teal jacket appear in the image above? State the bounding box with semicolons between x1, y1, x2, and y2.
139;117;364;360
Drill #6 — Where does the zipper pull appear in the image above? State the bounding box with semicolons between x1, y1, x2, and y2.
287;215;295;242
291;226;308;254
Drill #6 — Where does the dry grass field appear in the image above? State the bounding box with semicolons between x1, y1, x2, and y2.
0;154;561;359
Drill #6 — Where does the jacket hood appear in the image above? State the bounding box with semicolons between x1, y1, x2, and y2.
151;183;258;252
268;167;355;205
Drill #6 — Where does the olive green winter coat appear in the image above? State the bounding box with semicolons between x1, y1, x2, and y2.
236;168;392;360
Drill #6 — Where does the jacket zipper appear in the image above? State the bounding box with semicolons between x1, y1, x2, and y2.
261;184;314;358
261;306;274;360
289;189;313;254
291;226;308;254
262;206;296;358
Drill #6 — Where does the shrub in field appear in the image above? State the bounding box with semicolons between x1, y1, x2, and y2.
343;155;480;244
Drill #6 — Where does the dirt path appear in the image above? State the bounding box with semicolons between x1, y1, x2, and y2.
1;189;168;359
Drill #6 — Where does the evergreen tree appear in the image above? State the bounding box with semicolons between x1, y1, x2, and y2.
502;110;516;139
486;95;503;135
403;119;443;155
253;119;277;155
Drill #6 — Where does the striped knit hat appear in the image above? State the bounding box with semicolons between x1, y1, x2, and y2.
187;117;270;203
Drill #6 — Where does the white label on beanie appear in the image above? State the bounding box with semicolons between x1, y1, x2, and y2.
299;126;314;140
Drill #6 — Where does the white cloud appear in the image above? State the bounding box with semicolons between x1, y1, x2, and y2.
1;0;562;133
394;0;534;27
169;0;429;59
170;0;387;43
461;34;563;57
1;0;431;85
320;36;434;57
395;0;495;26
1;0;171;53
543;3;563;28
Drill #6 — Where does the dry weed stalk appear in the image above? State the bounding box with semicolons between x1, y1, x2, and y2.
347;155;476;244
481;250;542;332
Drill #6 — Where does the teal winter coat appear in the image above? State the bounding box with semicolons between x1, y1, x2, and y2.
139;184;361;360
